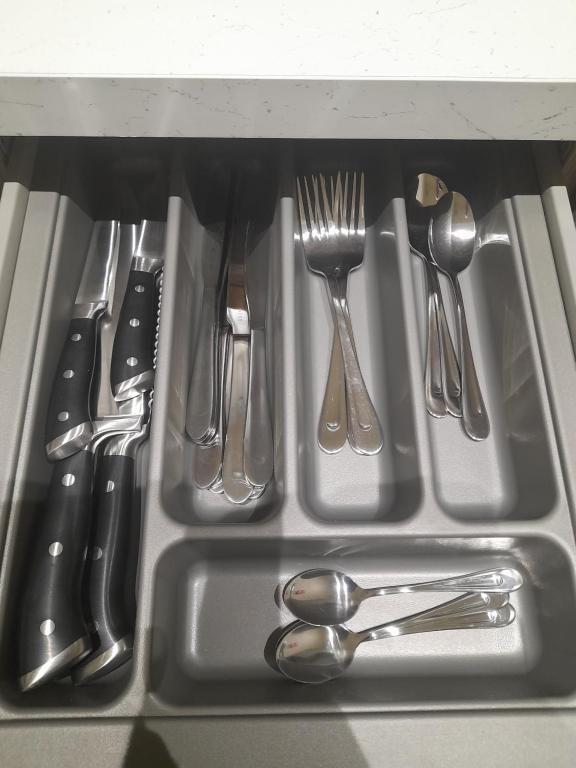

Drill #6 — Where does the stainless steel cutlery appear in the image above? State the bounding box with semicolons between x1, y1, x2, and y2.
297;172;383;456
275;591;515;684
282;566;522;625
407;175;489;440
188;182;274;505
429;192;490;440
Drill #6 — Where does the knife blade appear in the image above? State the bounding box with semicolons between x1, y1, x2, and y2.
45;221;120;461
18;225;146;691
111;220;164;401
222;213;252;505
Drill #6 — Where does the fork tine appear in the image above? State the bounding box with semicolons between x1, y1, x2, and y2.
296;178;309;239
350;172;357;233
333;173;343;230
303;176;317;233
343;172;349;234
358;172;365;233
311;175;326;233
319;174;335;231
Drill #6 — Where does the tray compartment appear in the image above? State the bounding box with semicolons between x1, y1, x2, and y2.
0;140;170;710
294;197;422;523
158;152;284;525
149;535;576;712
403;143;558;521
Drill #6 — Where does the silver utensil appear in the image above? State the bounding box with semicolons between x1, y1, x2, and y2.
193;327;230;490
244;224;273;488
297;172;383;456
429;192;490;441
407;174;461;418
186;229;226;444
283;567;523;625
276;592;514;684
222;216;253;503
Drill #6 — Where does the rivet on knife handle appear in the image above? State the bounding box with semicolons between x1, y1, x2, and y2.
72;449;136;684
45;317;98;460
19;449;94;691
111;269;158;401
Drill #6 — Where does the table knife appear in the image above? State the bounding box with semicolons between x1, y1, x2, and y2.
46;221;120;461
111;219;164;401
222;216;252;504
244;226;273;488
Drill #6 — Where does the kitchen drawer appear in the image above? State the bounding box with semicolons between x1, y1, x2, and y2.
1;138;576;727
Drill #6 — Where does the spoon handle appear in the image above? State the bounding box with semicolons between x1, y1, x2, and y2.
423;260;447;418
428;264;462;417
361;592;513;643
370;567;523;598
452;275;490;441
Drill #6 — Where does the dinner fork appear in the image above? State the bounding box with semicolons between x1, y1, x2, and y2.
297;173;383;456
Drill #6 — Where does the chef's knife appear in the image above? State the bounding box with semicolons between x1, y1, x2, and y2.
222;215;252;504
111;220;164;401
46;221;120;461
18;225;144;691
72;396;151;685
19;448;94;691
244;227;273;489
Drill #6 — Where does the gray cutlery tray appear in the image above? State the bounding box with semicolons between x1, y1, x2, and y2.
1;138;576;719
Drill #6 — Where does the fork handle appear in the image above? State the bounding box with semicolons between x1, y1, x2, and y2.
327;277;383;456
318;282;348;454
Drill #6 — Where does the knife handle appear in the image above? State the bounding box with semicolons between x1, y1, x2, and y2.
73;452;136;684
45;317;98;461
244;328;273;488
19;450;94;691
222;335;253;504
111;270;158;401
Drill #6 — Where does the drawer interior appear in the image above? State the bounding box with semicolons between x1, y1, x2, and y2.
0;138;575;719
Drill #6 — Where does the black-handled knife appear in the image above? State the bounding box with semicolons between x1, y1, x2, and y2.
46;221;120;460
19;449;95;691
111;220;164;401
72;418;148;685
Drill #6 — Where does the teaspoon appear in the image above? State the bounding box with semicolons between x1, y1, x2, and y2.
429;192;490;440
283;567;522;625
276;591;514;684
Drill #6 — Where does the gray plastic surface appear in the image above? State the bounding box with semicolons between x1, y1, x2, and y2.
1;140;576;727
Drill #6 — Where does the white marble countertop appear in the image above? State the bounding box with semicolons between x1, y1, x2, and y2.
1;0;576;138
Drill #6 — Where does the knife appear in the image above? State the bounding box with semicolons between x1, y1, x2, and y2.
18;449;94;691
45;221;120;461
72;396;151;685
185;227;227;444
244;226;273;489
111;220;164;401
18;225;145;691
73;221;164;683
222;214;253;504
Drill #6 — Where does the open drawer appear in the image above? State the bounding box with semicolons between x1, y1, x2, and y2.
1;138;576;720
